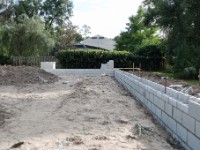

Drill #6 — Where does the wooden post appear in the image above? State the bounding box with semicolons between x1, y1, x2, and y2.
139;63;141;75
164;78;167;93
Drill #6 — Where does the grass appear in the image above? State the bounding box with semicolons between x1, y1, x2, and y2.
147;71;175;78
184;80;199;86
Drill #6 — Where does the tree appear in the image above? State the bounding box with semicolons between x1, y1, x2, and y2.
41;0;73;30
14;0;42;19
0;0;14;22
2;14;55;56
55;23;79;50
0;0;75;56
79;24;91;39
143;0;200;73
115;6;162;57
0;0;73;30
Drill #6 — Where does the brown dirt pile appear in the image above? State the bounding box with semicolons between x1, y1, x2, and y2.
0;65;59;85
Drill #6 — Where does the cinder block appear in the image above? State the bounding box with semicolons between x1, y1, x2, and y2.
173;107;183;123
162;93;169;102
165;103;173;116
156;91;162;98
154;96;165;110
166;87;171;95
168;117;177;133
190;97;200;103
177;123;188;143
145;91;150;100
169;97;177;107
151;104;157;115
147;101;153;111
177;101;188;113
195;121;200;139
161;112;168;125
183;94;190;104
182;113;195;133
172;90;179;99
155;106;162;119
188;100;200;122
187;132;200;150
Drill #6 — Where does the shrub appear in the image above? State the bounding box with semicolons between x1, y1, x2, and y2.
183;67;197;79
0;55;11;65
56;49;163;70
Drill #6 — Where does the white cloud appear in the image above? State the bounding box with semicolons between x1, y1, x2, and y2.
71;0;144;38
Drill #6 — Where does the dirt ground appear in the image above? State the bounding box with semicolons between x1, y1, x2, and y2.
0;66;58;85
0;74;180;150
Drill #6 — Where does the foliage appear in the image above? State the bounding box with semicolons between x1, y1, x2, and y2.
183;67;197;79
0;55;11;65
1;14;55;56
0;0;73;29
55;23;79;50
0;1;79;57
143;0;200;74
78;24;91;39
41;0;73;30
115;6;163;58
56;50;163;70
14;0;42;19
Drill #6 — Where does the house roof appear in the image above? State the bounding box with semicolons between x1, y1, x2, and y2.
76;35;116;50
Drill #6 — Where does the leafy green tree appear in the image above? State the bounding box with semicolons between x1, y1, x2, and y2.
41;0;73;30
2;14;55;56
143;0;200;73
55;23;80;50
0;0;73;30
115;6;162;58
14;0;42;19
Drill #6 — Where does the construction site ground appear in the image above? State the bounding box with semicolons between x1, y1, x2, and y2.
0;66;180;150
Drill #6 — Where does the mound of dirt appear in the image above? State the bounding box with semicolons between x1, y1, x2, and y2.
0;65;59;85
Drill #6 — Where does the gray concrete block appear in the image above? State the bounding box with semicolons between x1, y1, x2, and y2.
155;106;162;119
162;93;169;103
165;103;173;116
169;97;177;107
177;123;188;143
156;91;162;98
177;101;188;113
173;107;183;123
151;104;157;115
195;121;200;139
188;100;200;122
154;96;165;110
149;93;154;103
161;112;168;125
187;132;200;150
182;113;195;133
168;117;177;133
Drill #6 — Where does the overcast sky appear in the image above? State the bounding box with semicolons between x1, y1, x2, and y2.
71;0;144;38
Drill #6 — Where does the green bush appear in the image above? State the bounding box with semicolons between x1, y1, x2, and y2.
183;67;197;79
56;50;163;70
0;55;11;65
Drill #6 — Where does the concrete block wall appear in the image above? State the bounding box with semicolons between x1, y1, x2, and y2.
41;62;56;70
114;70;200;150
41;60;114;76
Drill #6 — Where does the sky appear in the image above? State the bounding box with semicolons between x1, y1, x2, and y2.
71;0;144;39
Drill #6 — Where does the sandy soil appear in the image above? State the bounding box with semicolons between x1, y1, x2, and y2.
0;76;176;150
0;66;58;85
